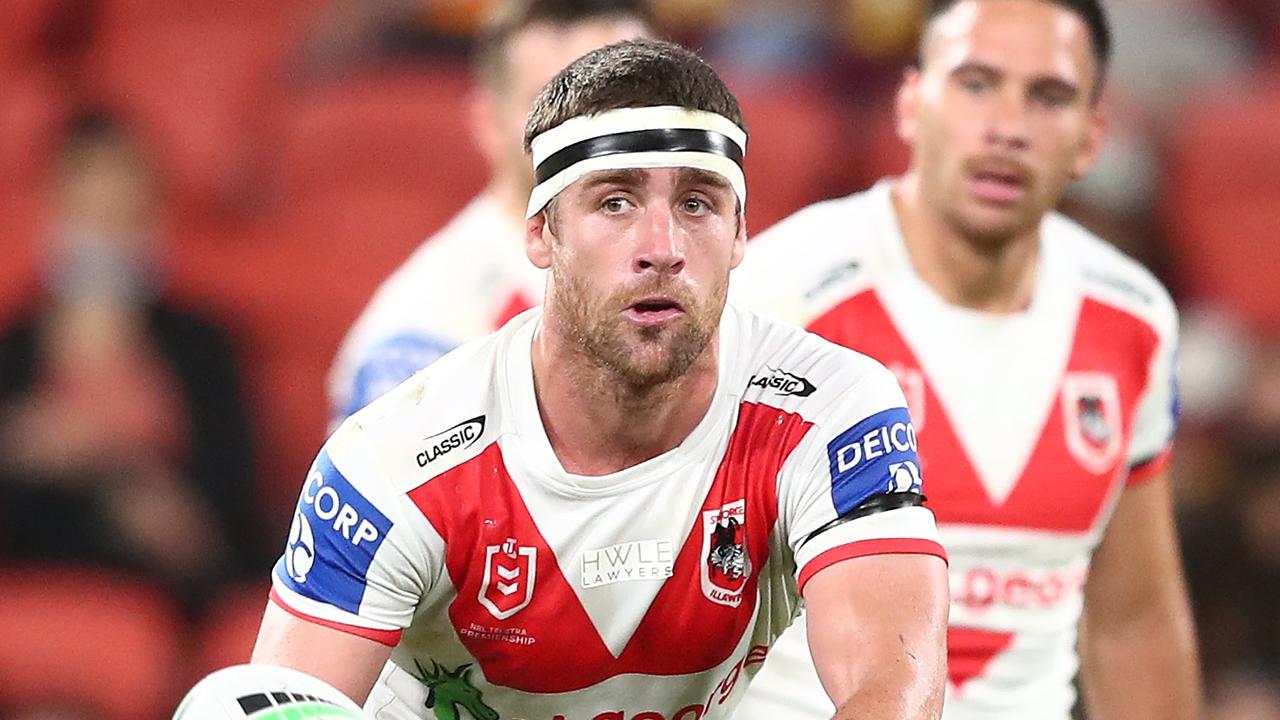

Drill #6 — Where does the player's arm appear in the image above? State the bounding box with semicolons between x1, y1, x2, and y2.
782;358;950;719
1078;469;1202;720
252;603;393;704
805;552;948;719
253;432;427;706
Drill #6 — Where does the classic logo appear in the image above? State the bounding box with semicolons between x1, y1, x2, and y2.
701;500;752;607
747;367;816;398
479;537;537;620
1061;372;1122;474
409;660;498;720
418;416;486;467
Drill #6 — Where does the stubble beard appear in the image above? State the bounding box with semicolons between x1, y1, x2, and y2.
549;262;724;393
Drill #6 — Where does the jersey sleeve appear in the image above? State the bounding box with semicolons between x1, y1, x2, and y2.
1125;291;1180;485
269;420;435;646
778;361;946;595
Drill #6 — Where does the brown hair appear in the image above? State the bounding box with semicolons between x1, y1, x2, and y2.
523;38;745;153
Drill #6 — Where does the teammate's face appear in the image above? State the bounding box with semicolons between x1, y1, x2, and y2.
476;18;651;194
897;0;1105;244
526;167;746;388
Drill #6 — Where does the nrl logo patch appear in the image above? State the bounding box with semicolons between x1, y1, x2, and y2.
748;367;816;398
479;537;536;620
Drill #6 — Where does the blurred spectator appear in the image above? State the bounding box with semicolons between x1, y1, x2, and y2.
0;112;262;613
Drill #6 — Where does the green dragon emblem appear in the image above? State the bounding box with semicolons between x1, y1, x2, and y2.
409;659;499;720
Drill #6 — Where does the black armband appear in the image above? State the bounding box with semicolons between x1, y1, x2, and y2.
803;492;925;546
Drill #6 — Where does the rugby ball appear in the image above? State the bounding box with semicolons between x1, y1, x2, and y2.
173;664;366;719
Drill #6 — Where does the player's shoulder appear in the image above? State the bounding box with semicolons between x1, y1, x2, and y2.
730;305;905;424
331;313;529;492
1047;212;1178;337
732;183;891;323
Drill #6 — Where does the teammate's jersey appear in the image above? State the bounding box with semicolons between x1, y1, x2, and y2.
271;304;946;720
328;193;546;424
729;180;1179;720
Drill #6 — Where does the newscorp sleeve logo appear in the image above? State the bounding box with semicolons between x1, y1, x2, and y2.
417;416;485;466
826;407;923;515
273;449;394;614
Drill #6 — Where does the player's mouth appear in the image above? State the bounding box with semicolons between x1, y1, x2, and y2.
623;296;686;326
967;159;1031;205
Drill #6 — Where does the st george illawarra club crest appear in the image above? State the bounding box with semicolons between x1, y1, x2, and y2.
479;537;536;620
701;500;753;608
1061;372;1122;475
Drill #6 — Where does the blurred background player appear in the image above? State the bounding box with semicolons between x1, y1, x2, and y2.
326;0;654;424
731;1;1202;719
255;38;948;718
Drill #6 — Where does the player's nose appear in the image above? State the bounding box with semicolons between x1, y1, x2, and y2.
633;203;686;275
984;86;1031;151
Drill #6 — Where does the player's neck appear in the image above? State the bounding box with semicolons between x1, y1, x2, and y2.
891;176;1041;314
529;325;720;477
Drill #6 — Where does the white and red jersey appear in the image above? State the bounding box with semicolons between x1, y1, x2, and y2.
729;180;1180;720
273;304;946;720
328;193;545;425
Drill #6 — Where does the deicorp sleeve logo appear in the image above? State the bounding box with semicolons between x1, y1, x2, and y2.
826;407;923;515
274;449;395;614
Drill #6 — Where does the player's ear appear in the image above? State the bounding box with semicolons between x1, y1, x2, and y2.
1070;106;1107;180
526;210;553;269
896;68;922;144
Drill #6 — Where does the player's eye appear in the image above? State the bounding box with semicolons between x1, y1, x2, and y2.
602;196;632;214
1033;87;1076;109
681;194;715;216
961;77;992;94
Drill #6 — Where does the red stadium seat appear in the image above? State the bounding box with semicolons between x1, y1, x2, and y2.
86;13;303;217
0;565;184;720
276;64;485;200
0;0;63;70
1163;75;1280;335
0;68;71;189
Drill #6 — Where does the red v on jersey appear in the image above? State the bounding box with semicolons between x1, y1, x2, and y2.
807;291;1159;533
409;402;811;694
946;627;1016;692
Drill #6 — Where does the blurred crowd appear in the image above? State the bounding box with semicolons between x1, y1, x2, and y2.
0;0;1276;718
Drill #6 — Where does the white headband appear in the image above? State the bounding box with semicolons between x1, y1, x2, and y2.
525;105;748;219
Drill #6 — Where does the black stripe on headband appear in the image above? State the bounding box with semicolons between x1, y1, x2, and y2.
534;128;744;185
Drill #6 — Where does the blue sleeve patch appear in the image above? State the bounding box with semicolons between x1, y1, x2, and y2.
825;407;923;516
273;449;395;615
339;332;455;421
